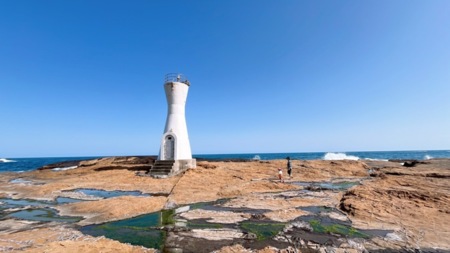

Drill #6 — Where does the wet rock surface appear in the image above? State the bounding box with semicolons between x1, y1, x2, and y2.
0;158;449;252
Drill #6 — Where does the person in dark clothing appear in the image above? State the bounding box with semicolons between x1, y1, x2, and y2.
286;156;292;177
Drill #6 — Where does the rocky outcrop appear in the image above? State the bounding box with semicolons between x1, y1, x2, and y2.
339;159;450;250
37;156;157;171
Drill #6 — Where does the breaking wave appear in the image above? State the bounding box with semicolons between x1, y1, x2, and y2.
252;155;261;161
424;155;433;160
0;158;16;163
323;153;360;161
363;158;389;162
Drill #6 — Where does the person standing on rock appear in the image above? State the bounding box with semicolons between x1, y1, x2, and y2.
278;168;284;182
286;156;292;178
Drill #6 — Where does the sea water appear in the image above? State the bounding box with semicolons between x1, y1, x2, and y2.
0;156;99;173
195;150;450;161
1;150;449;173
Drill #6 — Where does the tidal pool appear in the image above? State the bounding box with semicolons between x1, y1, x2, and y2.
0;190;149;225
78;199;393;251
0;197;84;209
292;180;360;191
80;211;165;249
299;205;334;214
7;208;82;223
79;201;244;250
55;197;84;204
294;211;392;239
9;178;33;184
0;197;84;223
240;221;286;241
70;188;150;199
308;219;369;238
0;198;48;207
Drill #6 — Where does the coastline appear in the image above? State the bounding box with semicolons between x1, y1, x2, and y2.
2;150;450;173
0;157;449;252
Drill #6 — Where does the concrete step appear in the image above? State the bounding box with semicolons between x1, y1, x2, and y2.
151;169;172;173
150;160;175;176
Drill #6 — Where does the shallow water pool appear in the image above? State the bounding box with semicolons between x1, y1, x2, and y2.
7;208;82;223
80;211;164;249
70;188;150;199
292;180;360;191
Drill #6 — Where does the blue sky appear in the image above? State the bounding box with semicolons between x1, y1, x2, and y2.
1;1;449;157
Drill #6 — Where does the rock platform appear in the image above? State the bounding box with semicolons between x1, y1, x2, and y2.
0;157;448;252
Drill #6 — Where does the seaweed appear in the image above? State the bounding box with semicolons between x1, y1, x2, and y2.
240;222;285;241
309;219;369;238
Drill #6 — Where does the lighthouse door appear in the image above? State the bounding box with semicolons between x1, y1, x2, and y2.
164;135;175;160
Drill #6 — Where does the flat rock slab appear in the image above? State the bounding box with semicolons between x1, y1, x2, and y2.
180;209;251;224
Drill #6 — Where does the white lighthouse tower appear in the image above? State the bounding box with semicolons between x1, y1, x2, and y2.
151;73;196;177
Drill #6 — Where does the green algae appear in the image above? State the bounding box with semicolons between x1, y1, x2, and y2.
81;211;165;249
161;209;175;226
240;222;285;241
187;221;223;229
293;181;360;191
309;219;369;238
187;198;230;210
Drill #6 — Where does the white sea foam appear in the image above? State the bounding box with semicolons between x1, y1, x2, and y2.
252;155;261;161
0;158;16;163
424;155;433;160
52;166;78;171
323;153;360;161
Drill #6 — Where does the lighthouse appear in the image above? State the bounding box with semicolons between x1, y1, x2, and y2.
151;73;196;177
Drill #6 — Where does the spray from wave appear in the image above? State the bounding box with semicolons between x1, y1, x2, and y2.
323;153;360;161
252;155;261;161
0;158;16;163
363;158;389;162
424;155;433;160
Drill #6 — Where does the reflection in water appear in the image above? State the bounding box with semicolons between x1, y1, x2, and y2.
8;208;82;223
71;188;150;199
80;212;164;249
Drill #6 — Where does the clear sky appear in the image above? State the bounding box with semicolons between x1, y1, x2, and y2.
1;1;449;157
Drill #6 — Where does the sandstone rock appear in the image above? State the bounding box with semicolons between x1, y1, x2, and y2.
1;158;449;252
339;160;450;250
180;209;251;224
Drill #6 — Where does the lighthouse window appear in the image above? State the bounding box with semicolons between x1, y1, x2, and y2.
168;136;172;140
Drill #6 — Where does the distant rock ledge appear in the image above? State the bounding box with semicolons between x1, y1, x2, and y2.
37;156;259;172
38;156;157;171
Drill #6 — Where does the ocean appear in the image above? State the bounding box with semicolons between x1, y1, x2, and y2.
0;156;99;173
1;150;449;173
